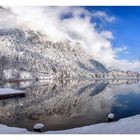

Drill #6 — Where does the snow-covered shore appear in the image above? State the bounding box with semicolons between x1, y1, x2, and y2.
0;125;29;134
1;114;140;134
48;114;140;134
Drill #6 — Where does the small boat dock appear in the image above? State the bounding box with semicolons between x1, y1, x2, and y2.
0;88;25;99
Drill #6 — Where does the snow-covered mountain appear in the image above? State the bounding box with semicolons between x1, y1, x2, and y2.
0;28;139;81
0;28;109;80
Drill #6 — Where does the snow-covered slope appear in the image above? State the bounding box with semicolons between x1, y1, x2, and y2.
0;28;108;80
0;28;139;81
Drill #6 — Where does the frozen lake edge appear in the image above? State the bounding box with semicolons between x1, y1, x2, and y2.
0;114;140;134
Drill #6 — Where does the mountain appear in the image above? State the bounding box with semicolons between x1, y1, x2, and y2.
0;28;109;81
0;28;139;81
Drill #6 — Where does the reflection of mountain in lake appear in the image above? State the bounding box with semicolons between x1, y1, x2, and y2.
0;79;140;132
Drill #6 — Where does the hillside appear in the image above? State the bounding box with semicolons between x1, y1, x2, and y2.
0;28;108;81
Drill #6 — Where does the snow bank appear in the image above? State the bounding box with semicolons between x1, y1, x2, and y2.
0;124;30;134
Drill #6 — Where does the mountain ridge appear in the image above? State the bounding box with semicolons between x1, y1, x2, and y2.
0;28;139;81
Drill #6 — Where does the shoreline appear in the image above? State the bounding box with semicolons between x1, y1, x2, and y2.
0;77;140;83
0;114;140;134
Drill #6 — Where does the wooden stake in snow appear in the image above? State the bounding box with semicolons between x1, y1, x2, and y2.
107;113;115;122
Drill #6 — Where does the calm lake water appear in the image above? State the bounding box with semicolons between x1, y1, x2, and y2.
0;79;140;132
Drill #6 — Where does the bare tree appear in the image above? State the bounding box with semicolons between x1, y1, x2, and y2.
0;56;6;81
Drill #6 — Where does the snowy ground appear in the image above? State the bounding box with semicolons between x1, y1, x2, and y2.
0;125;30;134
1;114;140;134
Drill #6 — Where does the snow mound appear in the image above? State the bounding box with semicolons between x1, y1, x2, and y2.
33;123;45;129
108;113;115;119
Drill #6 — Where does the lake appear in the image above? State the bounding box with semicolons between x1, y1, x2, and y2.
0;79;140;133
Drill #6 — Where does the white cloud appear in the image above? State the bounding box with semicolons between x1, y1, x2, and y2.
0;6;140;72
92;11;116;23
0;7;17;29
100;31;114;40
115;45;130;55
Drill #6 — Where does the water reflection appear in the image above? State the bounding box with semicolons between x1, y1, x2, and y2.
0;79;140;132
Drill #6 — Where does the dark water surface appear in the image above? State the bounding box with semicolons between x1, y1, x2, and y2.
0;79;140;132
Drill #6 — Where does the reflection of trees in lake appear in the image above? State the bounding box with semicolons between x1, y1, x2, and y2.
0;79;139;132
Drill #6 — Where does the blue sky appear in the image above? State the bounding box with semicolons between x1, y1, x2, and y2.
85;6;140;61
